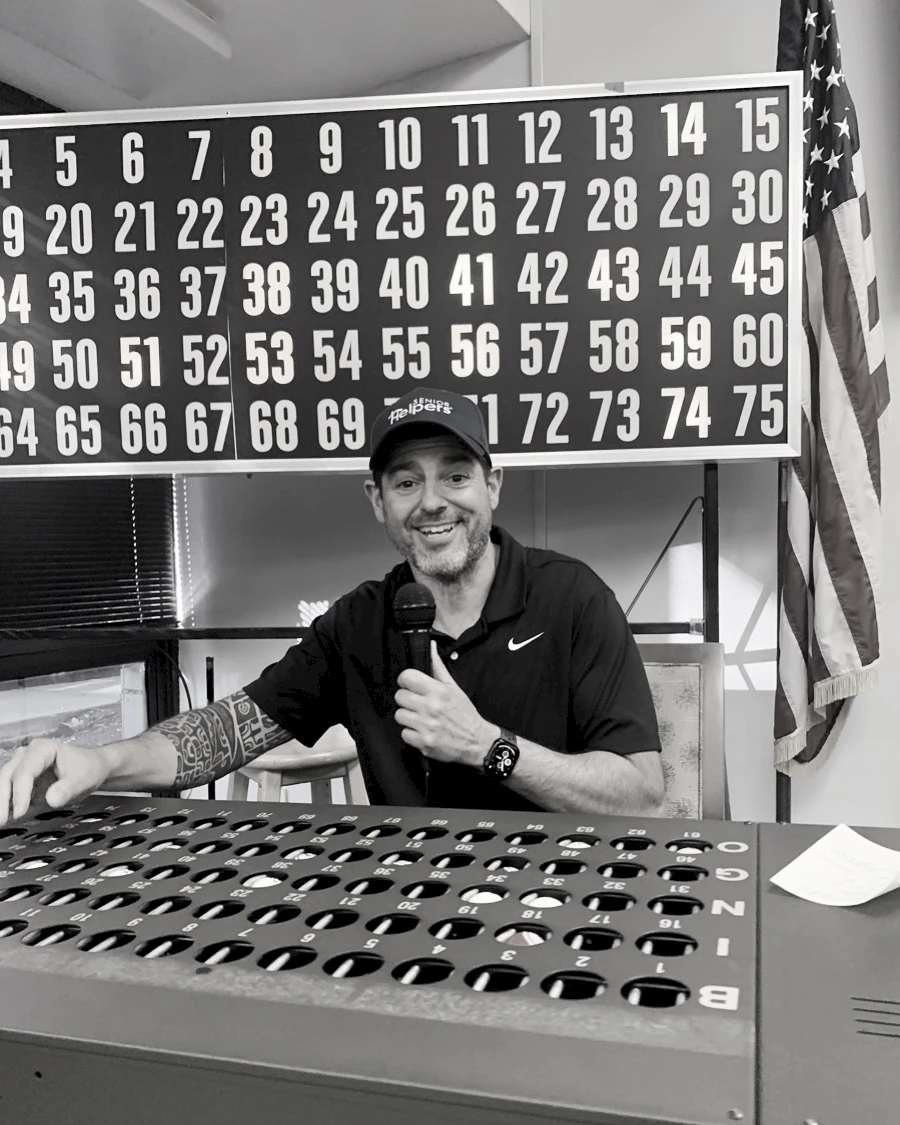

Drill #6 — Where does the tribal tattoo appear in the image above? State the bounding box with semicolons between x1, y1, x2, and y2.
158;690;293;790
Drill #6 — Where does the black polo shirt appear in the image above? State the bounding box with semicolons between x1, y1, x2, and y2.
244;526;660;811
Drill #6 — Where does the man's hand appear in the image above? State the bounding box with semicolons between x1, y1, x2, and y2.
394;642;499;768
0;739;113;827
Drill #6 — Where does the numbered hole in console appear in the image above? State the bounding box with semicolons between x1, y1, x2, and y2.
0;920;29;939
540;859;586;875
141;895;193;916
240;870;288;889
378;850;424;866
0;884;41;903
191;840;233;857
358;824;403;840
342;876;392;895
23;830;67;844
232;843;277;859
401;880;449;900
281;845;324;861
428;917;484;940
193;900;245;922
196;941;254;966
323;952;383;979
483;855;530;873
564;927;623;952
393;958;455;986
248;904;304;926
597;861;646;879
288;872;341;893
648;894;704;917
135;935;194;959
190;817;228;831
611;836;655;851
258;947;318;972
504;831;547;846
226;819;268;834
77;930;136;953
314;823;356;838
460;884;508;904
141;841;182;855
636;931;698;957
91;892;141;912
38;888;92;908
582;891;636;912
456;829;497;844
21;924;80;947
519;888;570;908
430;853;476;870
465;964;529;993
623;976;690;1008
190;867;238;886
366;913;420;936
270;821;312;837
542;971;607;1001
666;838;712;854
495;923;551;946
151;816;189;829
328;848;373;864
407;827;449;842
657;865;708;882
556;834;600;850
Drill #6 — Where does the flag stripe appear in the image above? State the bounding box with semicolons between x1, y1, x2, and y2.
781;531;812;663
859;190;871;239
872;358;890;420
806;237;881;662
814;219;881;495
867;279;880;336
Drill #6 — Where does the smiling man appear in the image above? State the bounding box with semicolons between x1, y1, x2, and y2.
0;389;664;826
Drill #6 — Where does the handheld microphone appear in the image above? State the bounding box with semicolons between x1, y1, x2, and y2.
393;582;437;788
392;581;436;674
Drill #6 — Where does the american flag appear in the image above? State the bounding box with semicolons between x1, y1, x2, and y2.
774;0;890;771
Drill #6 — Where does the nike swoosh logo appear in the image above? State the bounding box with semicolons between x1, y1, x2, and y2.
508;632;544;652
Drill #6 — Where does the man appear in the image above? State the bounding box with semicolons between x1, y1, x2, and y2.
0;389;664;827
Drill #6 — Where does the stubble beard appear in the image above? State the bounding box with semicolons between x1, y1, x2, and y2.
393;516;491;586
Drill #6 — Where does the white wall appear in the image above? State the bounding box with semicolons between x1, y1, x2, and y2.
179;0;899;826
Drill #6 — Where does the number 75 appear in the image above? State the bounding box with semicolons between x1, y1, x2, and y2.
734;384;784;437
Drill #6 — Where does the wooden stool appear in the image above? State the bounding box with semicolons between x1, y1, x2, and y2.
227;734;368;806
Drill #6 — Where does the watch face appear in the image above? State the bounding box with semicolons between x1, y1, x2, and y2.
487;740;518;778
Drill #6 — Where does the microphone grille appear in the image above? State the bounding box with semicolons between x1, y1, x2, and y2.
393;582;436;629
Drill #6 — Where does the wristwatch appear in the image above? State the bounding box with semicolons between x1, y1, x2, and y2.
483;729;519;780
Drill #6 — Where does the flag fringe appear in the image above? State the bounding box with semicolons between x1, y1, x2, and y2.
775;698;853;777
813;663;878;709
774;729;807;770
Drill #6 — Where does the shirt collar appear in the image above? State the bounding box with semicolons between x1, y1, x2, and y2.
386;525;527;627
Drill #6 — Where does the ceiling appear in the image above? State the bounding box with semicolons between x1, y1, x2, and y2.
0;0;530;111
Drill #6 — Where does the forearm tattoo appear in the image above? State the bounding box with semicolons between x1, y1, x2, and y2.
157;690;293;790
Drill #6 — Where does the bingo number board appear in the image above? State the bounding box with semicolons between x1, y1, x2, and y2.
0;74;802;479
0;796;758;1124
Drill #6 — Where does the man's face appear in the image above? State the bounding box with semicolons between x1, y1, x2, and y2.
365;436;502;584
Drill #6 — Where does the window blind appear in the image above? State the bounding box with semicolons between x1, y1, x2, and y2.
0;477;178;630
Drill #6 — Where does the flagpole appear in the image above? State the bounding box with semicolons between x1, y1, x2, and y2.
775;458;792;823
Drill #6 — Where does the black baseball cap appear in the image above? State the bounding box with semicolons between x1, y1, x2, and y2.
368;388;492;473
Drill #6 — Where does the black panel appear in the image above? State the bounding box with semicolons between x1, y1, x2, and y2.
0;79;800;475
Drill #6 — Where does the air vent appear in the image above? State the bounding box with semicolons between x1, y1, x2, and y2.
852;995;900;1040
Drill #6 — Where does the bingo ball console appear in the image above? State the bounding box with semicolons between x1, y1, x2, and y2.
0;795;898;1125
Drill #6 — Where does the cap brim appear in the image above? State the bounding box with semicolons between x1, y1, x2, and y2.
369;421;490;474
